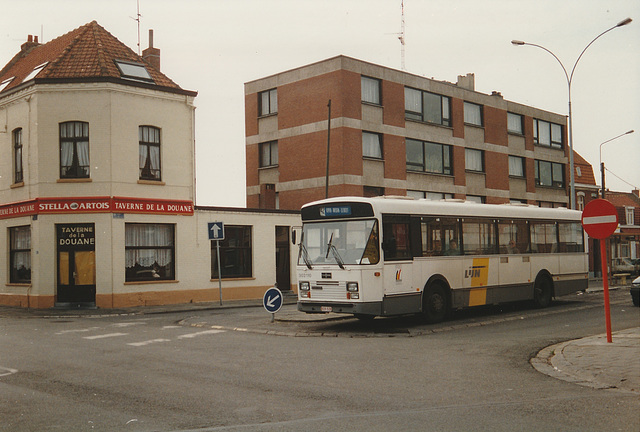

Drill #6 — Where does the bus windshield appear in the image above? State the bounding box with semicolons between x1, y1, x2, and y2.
300;219;379;266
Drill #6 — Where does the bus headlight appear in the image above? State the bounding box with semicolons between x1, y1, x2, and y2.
346;282;359;292
299;281;310;291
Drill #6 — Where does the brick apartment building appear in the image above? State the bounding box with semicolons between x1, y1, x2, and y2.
245;55;572;211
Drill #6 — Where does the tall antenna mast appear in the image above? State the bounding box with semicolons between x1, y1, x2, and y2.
399;0;406;70
131;0;142;55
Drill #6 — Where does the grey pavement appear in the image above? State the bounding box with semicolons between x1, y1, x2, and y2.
2;279;639;396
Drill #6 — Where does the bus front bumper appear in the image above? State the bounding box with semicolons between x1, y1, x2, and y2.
297;301;382;315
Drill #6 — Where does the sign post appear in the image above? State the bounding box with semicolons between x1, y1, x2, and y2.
263;286;283;323
581;199;619;343
208;222;225;305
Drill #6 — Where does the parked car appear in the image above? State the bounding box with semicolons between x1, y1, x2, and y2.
631;276;640;307
612;257;639;275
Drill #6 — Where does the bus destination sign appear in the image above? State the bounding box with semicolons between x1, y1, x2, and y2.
320;205;351;217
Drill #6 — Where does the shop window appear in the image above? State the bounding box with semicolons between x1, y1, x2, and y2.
13;128;23;184
125;223;175;281
9;226;31;283
60;121;90;178
139;126;162;181
211;225;252;278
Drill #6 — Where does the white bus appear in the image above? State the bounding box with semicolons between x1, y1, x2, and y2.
297;196;588;322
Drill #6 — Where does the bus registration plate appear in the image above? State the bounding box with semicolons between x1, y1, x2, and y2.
321;306;332;312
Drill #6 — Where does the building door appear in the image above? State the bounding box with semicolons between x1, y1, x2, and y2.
275;226;291;291
56;223;96;306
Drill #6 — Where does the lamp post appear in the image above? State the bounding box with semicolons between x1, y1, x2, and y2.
512;17;632;210
600;130;634;199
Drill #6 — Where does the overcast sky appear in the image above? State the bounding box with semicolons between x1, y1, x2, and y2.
2;0;638;207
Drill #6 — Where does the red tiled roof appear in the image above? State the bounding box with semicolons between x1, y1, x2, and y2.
0;21;195;96
573;150;596;186
606;191;640;208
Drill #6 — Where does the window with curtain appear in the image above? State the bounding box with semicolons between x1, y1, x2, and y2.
361;76;381;105
404;87;451;126
534;119;563;149
13;128;23;183
507;112;524;134
362;131;383;159
211;225;252;278
10;226;31;283
125;223;174;281
59;121;89;178
463;102;483;126
259;88;277;116
509;156;525;178
535;160;564;188
465;148;484;172
139;126;162;181
259;141;278;167
406;138;452;175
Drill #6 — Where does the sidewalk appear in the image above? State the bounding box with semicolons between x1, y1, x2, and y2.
531;327;640;395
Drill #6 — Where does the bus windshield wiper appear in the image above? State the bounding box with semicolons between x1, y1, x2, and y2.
298;232;313;269
325;233;345;269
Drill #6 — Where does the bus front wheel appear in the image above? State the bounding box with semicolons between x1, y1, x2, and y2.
423;282;449;323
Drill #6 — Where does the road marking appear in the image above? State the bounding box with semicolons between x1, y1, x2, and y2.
111;322;147;328
127;338;171;347
83;333;129;340
162;325;181;329
0;366;18;377
55;327;101;335
177;330;225;339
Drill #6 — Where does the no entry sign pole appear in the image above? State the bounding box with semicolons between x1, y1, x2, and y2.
581;199;619;343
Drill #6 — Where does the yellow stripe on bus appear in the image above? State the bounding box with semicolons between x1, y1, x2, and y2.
469;288;487;306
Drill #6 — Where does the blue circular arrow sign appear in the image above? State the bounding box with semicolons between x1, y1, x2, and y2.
263;287;283;314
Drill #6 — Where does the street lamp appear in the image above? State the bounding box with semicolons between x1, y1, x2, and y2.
600;129;634;199
511;17;632;210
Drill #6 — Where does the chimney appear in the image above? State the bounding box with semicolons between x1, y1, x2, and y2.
21;34;41;53
142;29;161;71
632;189;639;198
456;73;475;91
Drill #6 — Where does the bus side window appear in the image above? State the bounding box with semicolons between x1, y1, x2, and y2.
382;220;411;260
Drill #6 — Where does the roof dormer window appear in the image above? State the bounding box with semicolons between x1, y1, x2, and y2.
114;60;153;82
0;77;15;92
24;62;48;82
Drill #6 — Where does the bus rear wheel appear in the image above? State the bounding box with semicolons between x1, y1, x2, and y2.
423;282;449;323
533;276;553;308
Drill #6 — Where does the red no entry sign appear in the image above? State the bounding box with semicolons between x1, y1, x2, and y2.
581;199;619;239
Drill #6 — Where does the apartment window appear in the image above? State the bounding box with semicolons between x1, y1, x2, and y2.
407;191;453;200
508;156;525;178
406;138;452;175
363;186;384;197
211;225;252;278
507;112;524;134
363;132;383;159
464;102;483;126
13;128;23;183
361;76;381;105
466;195;485;204
534;119;563;149
626;207;635;226
404;87;451;126
125;223;175;281
60;121;89;178
9;226;31;284
259;141;278;167
535;160;565;188
577;194;585;211
139;126;161;181
259;88;277;116
465;148;484;172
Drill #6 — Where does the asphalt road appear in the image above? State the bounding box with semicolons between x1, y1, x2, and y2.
1;289;638;431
